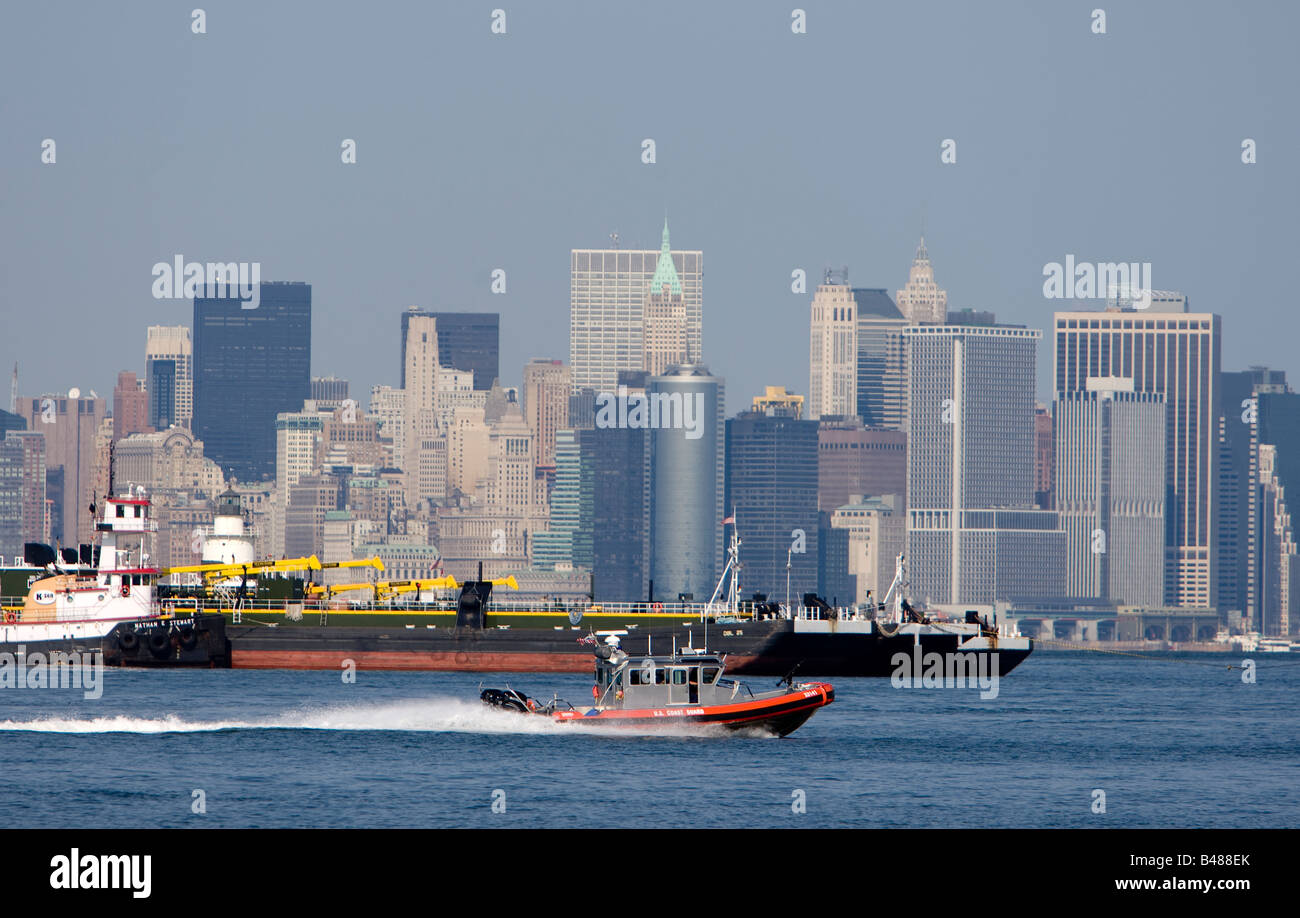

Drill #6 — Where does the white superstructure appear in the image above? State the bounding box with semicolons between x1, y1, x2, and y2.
1;489;165;645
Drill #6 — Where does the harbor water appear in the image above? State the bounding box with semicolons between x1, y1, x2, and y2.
0;652;1295;828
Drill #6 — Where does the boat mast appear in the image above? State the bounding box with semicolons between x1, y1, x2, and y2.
880;552;908;623
704;514;741;621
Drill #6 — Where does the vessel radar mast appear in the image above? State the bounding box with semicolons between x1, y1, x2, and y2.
705;514;741;620
880;552;909;623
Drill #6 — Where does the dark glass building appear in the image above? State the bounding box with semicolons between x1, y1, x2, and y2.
0;409;25;439
577;425;648;600
193;282;311;482
817;522;853;606
724;408;820;603
147;359;176;430
852;288;906;430
400;310;499;391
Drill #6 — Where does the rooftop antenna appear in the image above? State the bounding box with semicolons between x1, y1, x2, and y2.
609;231;620;250
9;363;16;414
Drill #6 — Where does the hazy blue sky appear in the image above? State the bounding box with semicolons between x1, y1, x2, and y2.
3;1;1297;413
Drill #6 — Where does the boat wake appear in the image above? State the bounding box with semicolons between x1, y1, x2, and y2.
0;697;765;739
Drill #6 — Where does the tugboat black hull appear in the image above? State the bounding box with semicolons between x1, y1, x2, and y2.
101;613;231;667
104;613;231;667
0;613;231;668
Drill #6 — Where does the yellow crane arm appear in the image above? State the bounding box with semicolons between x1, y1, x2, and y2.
319;556;385;573
379;575;460;596
307;581;378;598
163;555;324;580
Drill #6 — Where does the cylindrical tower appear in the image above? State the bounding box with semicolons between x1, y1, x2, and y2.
648;364;724;601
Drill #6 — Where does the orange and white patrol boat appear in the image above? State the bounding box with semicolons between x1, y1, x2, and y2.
481;635;834;737
0;488;229;666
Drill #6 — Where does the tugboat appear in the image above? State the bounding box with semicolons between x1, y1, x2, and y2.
481;634;834;737
0;487;230;667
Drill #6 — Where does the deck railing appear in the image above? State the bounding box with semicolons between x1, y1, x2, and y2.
1;594;884;622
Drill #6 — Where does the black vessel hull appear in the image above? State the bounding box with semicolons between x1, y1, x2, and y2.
0;613;231;667
104;613;232;667
226;617;1030;677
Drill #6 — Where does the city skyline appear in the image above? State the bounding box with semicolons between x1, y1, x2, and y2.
4;2;1296;414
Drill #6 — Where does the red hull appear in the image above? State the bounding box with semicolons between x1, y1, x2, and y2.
550;683;835;736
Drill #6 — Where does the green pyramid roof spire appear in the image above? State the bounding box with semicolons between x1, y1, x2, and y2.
649;217;682;297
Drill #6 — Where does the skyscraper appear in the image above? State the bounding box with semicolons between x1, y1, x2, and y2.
577;424;648;598
828;494;905;606
113;370;150;442
275;409;327;521
0;431;47;561
193;282;311;482
642;221;691;376
522;359;570;470
853;288;907;430
534;427;581;571
400;309;499;391
310;377;350;410
905;324;1064;605
895;236;947;324
16;391;106;546
403;316;440;416
0;409;24;439
1253;392;1300;637
1218;366;1288;625
1034;405;1054;510
808;274;858;420
400;314;442;508
145;325;193;430
724;408;820;602
648;364;724;601
1054;307;1221;607
1054;381;1166;604
816;417;907;514
570;220;702;394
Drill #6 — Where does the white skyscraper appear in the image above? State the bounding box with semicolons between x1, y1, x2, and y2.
402;315;442;506
808;276;858;420
570;220;702;394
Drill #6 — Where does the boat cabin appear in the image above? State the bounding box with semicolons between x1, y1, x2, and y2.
592;644;746;708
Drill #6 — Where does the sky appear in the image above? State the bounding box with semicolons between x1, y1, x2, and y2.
2;1;1297;414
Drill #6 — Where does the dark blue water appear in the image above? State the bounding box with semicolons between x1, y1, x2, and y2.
1;653;1296;828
